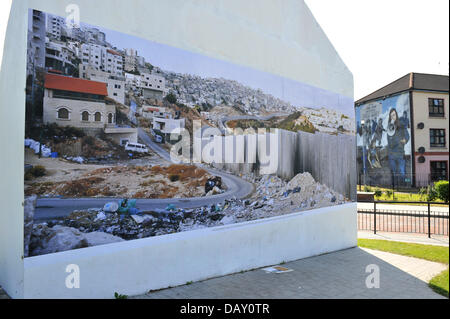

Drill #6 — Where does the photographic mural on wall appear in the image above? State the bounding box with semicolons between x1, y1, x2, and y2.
24;9;355;257
356;93;413;187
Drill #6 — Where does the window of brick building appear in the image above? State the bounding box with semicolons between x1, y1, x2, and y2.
430;129;446;148
429;98;445;117
430;161;448;181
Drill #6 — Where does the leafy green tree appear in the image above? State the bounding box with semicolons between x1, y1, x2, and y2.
165;93;177;104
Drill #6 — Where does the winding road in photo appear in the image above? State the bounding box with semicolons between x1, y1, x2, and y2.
34;128;254;220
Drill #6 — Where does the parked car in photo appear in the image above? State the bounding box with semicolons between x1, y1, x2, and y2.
155;135;163;143
124;142;149;153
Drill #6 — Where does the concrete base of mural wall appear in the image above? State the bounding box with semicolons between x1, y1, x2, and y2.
22;203;356;299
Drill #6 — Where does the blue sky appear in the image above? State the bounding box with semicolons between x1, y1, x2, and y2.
102;25;354;117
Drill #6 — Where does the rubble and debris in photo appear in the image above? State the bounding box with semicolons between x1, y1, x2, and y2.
25;169;348;257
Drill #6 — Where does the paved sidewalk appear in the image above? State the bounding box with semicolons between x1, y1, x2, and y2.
358;230;449;246
133;247;447;299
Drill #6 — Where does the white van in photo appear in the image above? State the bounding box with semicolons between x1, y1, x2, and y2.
124;142;149;154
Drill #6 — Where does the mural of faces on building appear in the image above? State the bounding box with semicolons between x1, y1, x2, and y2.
356;93;412;186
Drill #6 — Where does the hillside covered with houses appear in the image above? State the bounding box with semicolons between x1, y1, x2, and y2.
26;9;354;154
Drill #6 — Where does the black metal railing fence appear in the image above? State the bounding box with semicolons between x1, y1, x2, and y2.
358;201;449;237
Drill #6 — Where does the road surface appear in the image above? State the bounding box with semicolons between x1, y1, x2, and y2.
138;127;172;162
34;128;254;220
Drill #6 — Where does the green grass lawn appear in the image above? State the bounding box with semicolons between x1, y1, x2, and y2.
357;186;447;205
376;192;427;202
358;239;449;298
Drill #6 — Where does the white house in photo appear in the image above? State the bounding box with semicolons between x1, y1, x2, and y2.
125;71;166;101
141;105;167;119
79;64;126;105
124;48;138;72
46;14;65;40
152;112;185;137
42;73;137;144
27;10;46;76
45;40;78;75
43;73;115;130
140;72;165;101
79;43;124;77
85;27;107;46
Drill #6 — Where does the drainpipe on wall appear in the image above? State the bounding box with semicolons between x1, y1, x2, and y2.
409;90;416;188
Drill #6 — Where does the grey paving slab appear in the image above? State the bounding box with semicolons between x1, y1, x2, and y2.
132;247;447;299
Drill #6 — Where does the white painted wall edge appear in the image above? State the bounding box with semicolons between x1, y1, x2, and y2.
24;203;357;299
0;0;27;299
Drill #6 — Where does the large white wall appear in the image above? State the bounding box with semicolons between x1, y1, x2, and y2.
0;0;355;298
24;204;357;299
0;0;27;299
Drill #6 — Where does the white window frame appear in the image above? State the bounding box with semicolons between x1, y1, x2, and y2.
94;111;102;122
56;107;71;121
107;112;115;124
80;110;91;122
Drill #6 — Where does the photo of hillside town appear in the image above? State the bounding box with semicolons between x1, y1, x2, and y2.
24;9;355;257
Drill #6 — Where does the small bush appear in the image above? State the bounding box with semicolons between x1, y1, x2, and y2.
169;174;180;182
164;93;177;104
419;187;428;199
374;189;383;197
434;180;449;203
385;190;393;198
24;172;34;181
363;186;372;192
83;135;96;146
114;292;128;299
425;185;438;202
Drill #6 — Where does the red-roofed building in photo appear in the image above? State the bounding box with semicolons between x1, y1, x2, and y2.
43;73;137;144
141;105;167;120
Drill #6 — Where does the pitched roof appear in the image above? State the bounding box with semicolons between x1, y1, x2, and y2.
412;73;449;92
45;73;108;96
356;73;449;105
